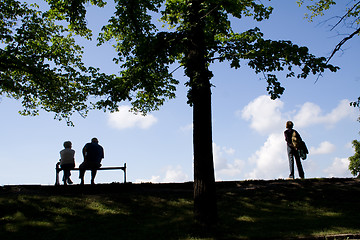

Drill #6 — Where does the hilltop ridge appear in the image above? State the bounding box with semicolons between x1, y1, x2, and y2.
1;177;359;195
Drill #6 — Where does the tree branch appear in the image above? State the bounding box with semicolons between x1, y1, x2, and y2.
327;26;360;64
200;4;219;20
330;1;360;31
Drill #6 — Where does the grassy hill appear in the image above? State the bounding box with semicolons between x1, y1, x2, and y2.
1;178;360;240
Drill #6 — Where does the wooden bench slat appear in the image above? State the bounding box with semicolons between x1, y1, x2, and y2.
69;167;125;170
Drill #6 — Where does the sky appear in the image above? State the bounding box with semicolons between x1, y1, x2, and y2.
0;0;359;185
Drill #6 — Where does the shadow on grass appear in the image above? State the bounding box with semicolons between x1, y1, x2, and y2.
0;179;359;240
217;179;360;239
0;185;197;240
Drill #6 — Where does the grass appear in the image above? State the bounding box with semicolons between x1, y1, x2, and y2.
0;178;360;240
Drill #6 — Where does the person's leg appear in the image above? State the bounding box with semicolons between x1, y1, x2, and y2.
294;152;305;179
80;170;85;185
287;146;295;179
91;169;97;185
61;165;69;185
79;163;86;185
63;171;67;185
64;169;70;185
67;163;75;184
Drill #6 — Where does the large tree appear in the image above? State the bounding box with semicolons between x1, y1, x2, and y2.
2;0;338;225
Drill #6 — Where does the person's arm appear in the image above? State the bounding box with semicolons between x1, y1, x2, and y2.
101;146;104;159
295;130;303;142
284;130;294;148
82;144;87;160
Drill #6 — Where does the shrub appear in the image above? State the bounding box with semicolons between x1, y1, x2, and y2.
349;140;360;177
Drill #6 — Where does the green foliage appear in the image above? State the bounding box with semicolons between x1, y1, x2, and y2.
95;0;180;113
297;0;336;21
0;0;112;125
349;140;360;177
298;0;360;25
45;0;107;37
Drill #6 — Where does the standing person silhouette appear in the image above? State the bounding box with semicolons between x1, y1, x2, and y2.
284;121;305;179
59;141;75;185
79;138;104;185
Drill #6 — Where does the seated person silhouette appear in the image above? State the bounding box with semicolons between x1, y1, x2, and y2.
59;141;75;185
79;138;104;185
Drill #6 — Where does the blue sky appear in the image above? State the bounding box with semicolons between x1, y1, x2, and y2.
0;0;359;185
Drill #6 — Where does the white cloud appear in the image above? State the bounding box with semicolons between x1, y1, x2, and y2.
135;165;189;183
163;165;190;183
294;99;356;128
180;123;193;132
310;141;336;155
324;157;352;177
246;133;288;179
345;141;354;150
241;97;355;135
217;159;245;179
293;102;322;128
327;99;357;124
108;105;158;130
135;175;161;183
223;147;235;155
213;143;228;170
240;95;284;134
213;143;245;179
213;143;235;169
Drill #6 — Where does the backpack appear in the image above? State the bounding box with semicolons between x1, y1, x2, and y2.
292;130;309;160
291;130;302;149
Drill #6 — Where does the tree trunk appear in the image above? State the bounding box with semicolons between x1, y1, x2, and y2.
186;0;218;225
192;79;218;225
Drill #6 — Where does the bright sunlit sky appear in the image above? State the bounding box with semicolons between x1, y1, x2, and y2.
1;0;359;185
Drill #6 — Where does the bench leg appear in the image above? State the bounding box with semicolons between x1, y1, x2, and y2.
55;171;60;186
55;163;61;186
124;163;127;183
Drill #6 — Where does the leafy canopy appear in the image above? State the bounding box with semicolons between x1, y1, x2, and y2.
49;0;337;111
1;0;339;122
0;0;115;124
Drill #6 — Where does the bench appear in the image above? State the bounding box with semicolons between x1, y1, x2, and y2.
55;162;127;185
